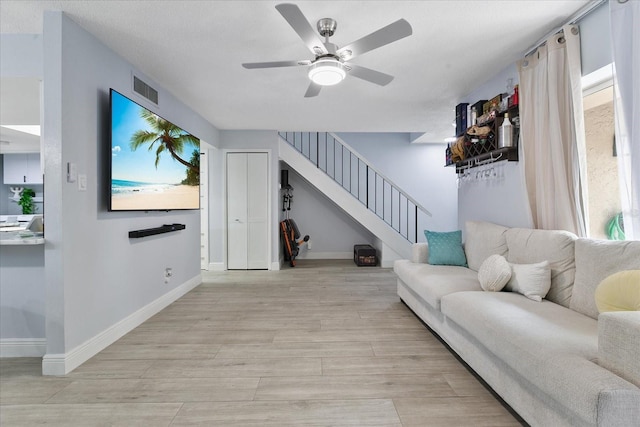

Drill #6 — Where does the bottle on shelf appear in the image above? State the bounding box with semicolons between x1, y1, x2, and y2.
498;113;513;148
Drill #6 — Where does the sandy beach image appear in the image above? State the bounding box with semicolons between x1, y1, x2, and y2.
111;184;199;211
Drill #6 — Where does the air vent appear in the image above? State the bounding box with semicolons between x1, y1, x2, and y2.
133;75;158;104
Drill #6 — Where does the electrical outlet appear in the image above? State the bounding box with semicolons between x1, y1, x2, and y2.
164;268;172;283
307;240;312;250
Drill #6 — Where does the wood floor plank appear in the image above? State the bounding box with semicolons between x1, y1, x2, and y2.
215;342;374;359
171;399;402;426
45;377;259;404
0;403;182;426
142;357;322;378
393;396;523;427
273;328;432;343
0;377;73;405
65;359;155;379
322;355;469;376
254;375;457;400
320;316;425;330
370;340;451;357
94;343;221;360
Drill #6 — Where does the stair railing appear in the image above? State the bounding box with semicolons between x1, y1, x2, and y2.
279;131;431;244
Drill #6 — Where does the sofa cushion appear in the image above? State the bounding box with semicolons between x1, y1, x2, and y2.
505;227;577;308
424;230;467;266
595;270;640;313
442;292;598;358
571;239;640;319
598;312;640;388
464;221;509;272
441;292;640;425
504;261;551;302
478;254;511;292
393;259;480;310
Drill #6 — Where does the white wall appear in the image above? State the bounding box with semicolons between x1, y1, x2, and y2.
281;165;376;259
41;12;219;370
335;132;458;237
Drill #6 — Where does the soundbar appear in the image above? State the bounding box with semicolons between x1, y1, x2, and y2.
128;223;186;238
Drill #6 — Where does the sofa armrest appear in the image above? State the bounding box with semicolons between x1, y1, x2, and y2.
598;311;640;387
411;243;429;264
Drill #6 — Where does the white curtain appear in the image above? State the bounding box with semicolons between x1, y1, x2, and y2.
517;25;588;236
611;0;640;240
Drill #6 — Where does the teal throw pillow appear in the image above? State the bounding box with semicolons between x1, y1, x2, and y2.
424;230;468;267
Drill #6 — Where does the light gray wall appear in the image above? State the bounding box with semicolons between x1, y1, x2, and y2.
280;165;376;258
216;130;281;268
0;34;42;78
42;11;219;354
0;34;46;344
0;246;45;340
579;1;611;76
457;64;533;231
335;132;458;236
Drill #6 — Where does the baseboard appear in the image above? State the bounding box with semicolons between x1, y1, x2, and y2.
209;262;225;271
297;251;352;260
42;274;201;376
270;261;281;271
0;338;46;357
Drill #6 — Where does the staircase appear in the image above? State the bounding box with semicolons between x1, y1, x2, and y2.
278;132;431;263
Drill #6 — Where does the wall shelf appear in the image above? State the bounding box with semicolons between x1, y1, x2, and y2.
446;104;519;174
128;223;186;239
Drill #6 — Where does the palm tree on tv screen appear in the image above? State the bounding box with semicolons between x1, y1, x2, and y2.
129;109;200;183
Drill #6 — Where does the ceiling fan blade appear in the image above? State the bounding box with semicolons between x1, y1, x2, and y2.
346;64;394;86
242;60;309;69
304;82;322;98
337;19;412;61
275;3;328;56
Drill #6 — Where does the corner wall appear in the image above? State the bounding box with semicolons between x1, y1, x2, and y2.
280;165;377;260
42;12;219;374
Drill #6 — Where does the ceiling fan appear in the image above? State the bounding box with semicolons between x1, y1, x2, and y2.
242;3;412;97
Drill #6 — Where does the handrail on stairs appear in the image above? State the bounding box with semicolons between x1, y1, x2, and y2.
279;131;432;244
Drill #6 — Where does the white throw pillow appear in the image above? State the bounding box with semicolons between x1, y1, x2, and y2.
504;261;551;302
478;254;512;292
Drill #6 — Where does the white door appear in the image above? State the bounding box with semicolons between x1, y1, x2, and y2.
226;152;269;269
247;153;269;269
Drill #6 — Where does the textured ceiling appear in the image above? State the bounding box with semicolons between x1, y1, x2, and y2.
0;0;591;143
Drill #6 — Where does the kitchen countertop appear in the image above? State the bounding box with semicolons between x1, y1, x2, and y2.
0;231;45;245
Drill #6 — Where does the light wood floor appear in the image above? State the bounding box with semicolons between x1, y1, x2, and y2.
1;260;524;426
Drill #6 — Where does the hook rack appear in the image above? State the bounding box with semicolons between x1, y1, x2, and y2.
475;152;503;167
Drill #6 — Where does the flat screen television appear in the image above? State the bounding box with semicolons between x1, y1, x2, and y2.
109;89;200;211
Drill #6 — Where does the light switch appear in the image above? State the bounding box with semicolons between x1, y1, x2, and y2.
67;162;77;183
78;174;87;191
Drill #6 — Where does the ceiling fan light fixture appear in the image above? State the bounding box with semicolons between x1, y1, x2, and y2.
308;59;346;86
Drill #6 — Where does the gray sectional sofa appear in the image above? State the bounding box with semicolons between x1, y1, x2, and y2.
394;221;640;427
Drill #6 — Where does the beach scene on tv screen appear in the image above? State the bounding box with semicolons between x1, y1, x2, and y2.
111;91;200;211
